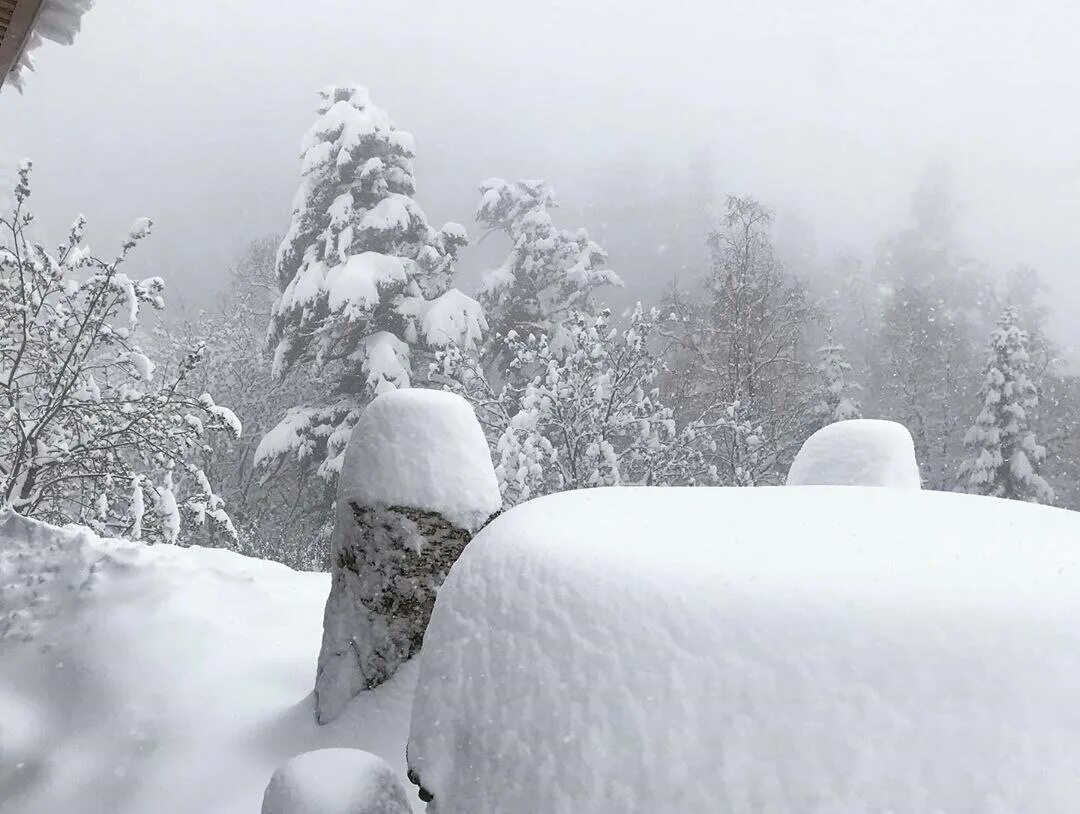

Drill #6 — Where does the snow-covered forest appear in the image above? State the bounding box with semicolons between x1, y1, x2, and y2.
8;84;1068;568
4;1;1080;812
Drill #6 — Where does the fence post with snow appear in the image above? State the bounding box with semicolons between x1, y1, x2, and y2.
314;389;501;724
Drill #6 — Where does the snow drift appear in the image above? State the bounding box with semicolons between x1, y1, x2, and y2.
408;486;1080;813
0;510;423;813
787;418;921;488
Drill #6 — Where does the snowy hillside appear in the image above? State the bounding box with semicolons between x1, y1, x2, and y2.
0;511;420;814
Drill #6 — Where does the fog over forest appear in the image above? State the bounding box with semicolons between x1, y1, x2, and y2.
5;0;1080;351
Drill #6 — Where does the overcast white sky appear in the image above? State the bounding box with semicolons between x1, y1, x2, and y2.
4;0;1080;342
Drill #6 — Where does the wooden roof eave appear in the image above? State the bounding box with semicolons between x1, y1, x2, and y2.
0;0;46;86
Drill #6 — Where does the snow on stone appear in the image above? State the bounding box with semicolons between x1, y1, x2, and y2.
262;749;411;814
337;389;501;534
409;486;1080;813
325;252;411;313
0;511;422;813
787;418;921;488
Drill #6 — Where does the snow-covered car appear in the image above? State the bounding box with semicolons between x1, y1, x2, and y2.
407;485;1080;812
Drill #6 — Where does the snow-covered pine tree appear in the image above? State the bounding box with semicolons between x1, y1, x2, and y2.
262;85;485;480
812;340;863;426
475;179;620;365
960;308;1054;503
0;161;240;543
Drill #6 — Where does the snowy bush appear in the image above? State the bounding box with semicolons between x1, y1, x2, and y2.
155;237;327;566
0;162;239;544
262;85;483;483
314;389;499;723
261;749;410;814
435;306;716;505
960;307;1054;503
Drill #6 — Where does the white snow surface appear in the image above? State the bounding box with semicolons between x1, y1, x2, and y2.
337;389;500;532
0;511;423;813
787;418;921;488
262;749;410;814
409;486;1080;813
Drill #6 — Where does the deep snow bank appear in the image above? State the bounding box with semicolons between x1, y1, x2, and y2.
0;511;422;813
409;486;1080;813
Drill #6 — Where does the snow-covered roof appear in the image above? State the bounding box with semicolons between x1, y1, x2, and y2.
409;485;1080;812
1;0;94;92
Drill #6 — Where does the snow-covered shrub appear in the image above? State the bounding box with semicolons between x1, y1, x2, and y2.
154;237;327;567
262;85;484;484
435;306;715;505
960;308;1054;503
314;389;499;723
409;486;1080;812
0;162;239;544
261;749;410;814
787;419;921;488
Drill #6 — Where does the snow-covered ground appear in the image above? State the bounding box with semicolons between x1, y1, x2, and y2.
7;481;1080;813
0;511;421;814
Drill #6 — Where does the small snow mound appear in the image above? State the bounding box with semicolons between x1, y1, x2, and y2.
262;749;411;814
338;389;500;532
787;418;920;488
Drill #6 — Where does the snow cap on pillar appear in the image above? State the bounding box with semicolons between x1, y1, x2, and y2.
337;388;500;532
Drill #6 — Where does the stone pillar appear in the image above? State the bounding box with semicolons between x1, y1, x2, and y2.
314;389;500;724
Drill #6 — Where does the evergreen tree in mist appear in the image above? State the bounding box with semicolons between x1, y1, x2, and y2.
960;308;1053;504
475;178;620;370
812;340;862;427
263;85;483;481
